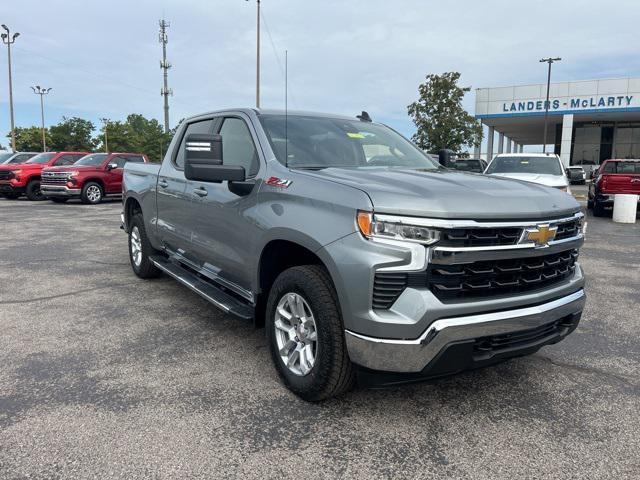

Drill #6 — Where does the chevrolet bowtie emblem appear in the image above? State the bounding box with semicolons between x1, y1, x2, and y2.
522;224;557;247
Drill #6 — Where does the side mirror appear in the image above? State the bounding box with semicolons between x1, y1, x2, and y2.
184;133;245;183
107;162;118;170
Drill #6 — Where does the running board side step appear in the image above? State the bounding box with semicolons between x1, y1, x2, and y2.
151;255;254;321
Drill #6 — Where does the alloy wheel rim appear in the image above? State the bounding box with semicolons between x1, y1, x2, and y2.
274;292;318;376
130;227;142;267
87;185;101;202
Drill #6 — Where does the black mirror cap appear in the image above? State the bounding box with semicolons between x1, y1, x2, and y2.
185;161;246;183
438;149;454;167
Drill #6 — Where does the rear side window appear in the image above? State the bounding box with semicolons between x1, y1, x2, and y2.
174;119;215;169
54;154;81;166
219;117;259;176
603;161;640;174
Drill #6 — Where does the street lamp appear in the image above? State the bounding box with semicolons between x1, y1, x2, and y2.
31;86;52;151
100;118;110;152
540;57;561;153
1;24;20;152
246;0;261;108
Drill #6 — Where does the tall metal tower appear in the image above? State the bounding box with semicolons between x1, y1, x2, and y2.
159;19;172;134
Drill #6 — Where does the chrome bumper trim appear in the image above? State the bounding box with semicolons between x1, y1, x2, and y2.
41;186;81;196
345;289;585;372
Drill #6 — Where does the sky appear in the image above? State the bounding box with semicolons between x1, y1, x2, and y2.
1;0;640;151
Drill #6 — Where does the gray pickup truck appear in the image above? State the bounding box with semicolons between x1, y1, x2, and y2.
122;108;586;401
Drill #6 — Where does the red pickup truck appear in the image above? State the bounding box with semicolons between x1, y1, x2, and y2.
588;159;640;216
0;151;88;200
41;152;149;204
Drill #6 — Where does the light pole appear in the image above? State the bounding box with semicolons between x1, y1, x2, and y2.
1;24;20;152
31;86;51;151
540;57;561;153
246;0;261;108
100;118;110;152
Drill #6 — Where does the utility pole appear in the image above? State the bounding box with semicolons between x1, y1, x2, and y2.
159;19;172;134
540;57;561;153
1;24;20;152
31;86;51;151
100;118;110;152
246;0;261;108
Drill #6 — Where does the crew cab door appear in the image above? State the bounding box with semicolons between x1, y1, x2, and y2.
157;118;215;254
103;155;127;194
188;114;262;298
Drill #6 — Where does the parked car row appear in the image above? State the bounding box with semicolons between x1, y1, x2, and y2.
0;151;148;203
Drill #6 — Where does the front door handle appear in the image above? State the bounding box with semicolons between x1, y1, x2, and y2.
158;179;169;188
194;187;208;197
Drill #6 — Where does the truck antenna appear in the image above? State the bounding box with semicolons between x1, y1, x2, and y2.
285;49;288;168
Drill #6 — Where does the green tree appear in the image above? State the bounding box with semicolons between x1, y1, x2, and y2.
10;126;48;152
49;116;96;151
407;72;482;154
96;114;173;163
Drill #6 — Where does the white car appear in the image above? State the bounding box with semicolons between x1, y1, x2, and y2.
484;153;571;193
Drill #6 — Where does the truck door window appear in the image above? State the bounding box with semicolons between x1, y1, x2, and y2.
219;117;259;176
112;156;128;168
174;119;215;169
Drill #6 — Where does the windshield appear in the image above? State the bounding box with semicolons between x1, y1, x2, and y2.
259;114;439;170
486;156;562;176
26;152;56;164
0;153;14;163
75;153;108;166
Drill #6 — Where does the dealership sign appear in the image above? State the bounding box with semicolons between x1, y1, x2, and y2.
502;95;634;113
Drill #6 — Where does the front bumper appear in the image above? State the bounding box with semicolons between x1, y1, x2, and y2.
41;185;81;197
0;182;24;195
346;289;585;373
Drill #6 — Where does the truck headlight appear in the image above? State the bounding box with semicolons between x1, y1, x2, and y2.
67;171;80;178
357;211;440;245
10;169;21;181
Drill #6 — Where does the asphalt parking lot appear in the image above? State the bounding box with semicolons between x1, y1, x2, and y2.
0;197;639;479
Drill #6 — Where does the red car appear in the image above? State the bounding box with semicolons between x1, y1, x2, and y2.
0;151;88;200
588;159;640;216
41;152;149;204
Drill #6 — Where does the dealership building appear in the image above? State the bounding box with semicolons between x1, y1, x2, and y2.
474;76;640;168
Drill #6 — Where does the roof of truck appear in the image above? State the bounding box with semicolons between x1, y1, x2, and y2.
184;108;369;123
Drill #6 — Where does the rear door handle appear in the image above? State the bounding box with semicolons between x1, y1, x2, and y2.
194;187;208;197
158;179;169;188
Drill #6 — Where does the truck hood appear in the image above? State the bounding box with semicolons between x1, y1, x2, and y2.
487;172;568;188
299;168;579;219
44;165;99;172
0;163;46;172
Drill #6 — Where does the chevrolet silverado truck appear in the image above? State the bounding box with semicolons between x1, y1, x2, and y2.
0;151;87;200
588;158;640;216
122;109;586;401
41;152;148;204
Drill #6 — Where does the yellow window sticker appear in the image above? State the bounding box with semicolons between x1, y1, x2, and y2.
347;132;365;139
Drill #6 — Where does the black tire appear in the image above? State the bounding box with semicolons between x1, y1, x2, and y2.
25;179;45;201
128;213;161;279
50;198;68;203
593;199;606;217
81;182;103;204
266;265;355;401
3;192;20;200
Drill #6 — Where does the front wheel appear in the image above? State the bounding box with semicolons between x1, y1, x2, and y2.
593;199;606;217
266;265;355;401
81;182;103;204
26;180;45;201
128;213;161;279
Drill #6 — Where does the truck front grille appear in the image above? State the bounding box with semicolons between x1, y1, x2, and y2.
372;249;578;308
41;173;69;185
426;249;578;300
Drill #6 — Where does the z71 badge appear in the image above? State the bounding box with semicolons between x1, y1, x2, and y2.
266;177;292;188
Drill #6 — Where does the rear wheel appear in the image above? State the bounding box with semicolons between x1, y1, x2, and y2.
266;265;355;401
25;179;45;201
81;182;103;204
593;199;606;217
128;213;161;279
